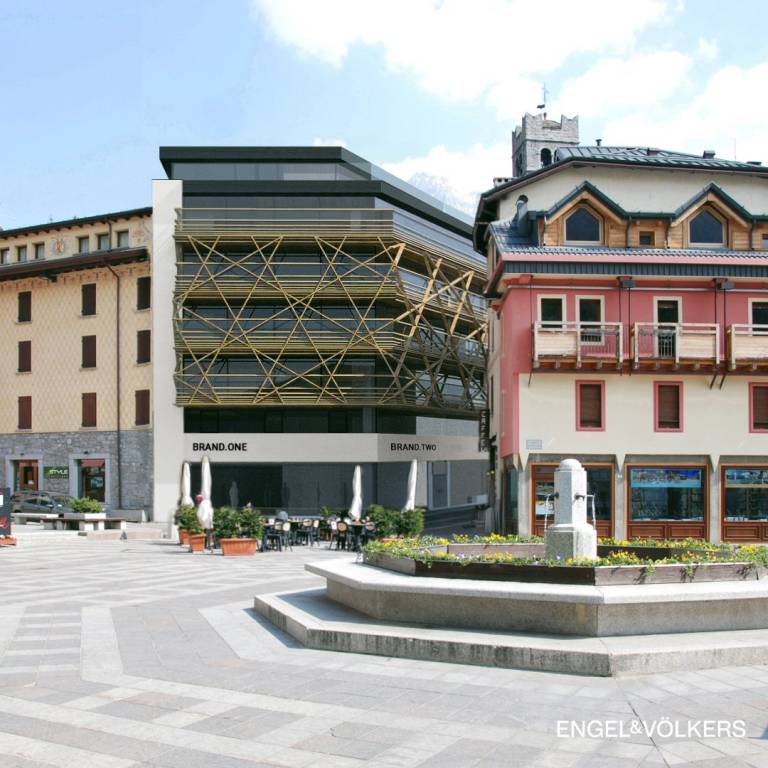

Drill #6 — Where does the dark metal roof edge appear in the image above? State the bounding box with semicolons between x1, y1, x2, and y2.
673;182;754;221
0;247;149;283
0;207;152;241
499;261;768;278
545;181;627;219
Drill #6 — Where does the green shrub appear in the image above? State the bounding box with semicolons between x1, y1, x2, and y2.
366;504;399;537
213;507;239;539
399;507;425;537
239;509;265;540
68;497;103;515
175;504;202;534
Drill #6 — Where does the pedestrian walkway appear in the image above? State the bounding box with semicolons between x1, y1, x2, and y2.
1;537;768;767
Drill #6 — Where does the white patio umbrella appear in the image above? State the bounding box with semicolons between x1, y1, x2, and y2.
197;455;214;540
180;462;193;507
403;460;417;512
348;465;363;521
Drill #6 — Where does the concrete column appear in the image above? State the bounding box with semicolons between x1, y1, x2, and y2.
517;464;530;537
151;179;184;527
614;468;627;541
709;463;721;543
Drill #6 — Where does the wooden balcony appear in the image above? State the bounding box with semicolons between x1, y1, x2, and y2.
632;323;720;370
532;322;623;369
728;325;768;370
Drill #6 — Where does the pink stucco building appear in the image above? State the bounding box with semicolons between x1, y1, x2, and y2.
476;141;768;543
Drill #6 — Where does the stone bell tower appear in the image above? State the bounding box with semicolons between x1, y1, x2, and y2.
512;113;579;177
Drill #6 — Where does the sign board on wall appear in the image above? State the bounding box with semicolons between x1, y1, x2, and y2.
44;466;69;480
184;433;488;463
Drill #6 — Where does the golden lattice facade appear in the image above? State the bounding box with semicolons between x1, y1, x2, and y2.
173;209;487;417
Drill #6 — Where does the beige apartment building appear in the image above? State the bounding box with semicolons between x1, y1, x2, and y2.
0;208;153;513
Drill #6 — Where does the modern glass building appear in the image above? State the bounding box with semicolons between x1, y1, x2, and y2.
151;147;488;523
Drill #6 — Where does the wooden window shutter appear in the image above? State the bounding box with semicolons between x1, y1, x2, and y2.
136;276;151;310
18;396;31;430
657;384;680;429
82;335;97;368
81;283;96;316
18;340;31;373
753;386;768;430
82;393;97;428
135;389;150;426
137;330;151;364
18;291;31;322
578;383;602;429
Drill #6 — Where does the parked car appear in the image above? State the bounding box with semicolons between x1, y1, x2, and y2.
13;492;73;518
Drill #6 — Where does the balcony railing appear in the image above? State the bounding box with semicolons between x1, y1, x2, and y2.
632;323;720;368
728;325;768;370
532;322;623;368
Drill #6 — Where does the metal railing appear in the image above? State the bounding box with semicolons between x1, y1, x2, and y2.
728;324;768;369
532;322;623;367
632;323;720;367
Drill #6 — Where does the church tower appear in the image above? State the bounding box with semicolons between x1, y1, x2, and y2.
512;113;579;177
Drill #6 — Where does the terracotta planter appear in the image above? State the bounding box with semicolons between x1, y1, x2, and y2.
220;538;258;556
0;537;17;547
188;533;206;553
179;529;190;546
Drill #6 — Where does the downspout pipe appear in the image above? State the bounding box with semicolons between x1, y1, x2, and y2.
106;263;123;510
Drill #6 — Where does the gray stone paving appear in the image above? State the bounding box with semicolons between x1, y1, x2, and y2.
0;537;767;767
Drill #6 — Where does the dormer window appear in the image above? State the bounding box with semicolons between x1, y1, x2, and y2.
565;207;601;245
689;209;725;247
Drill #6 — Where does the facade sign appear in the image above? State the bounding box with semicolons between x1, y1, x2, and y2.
725;468;768;487
630;468;702;489
525;438;543;450
44;466;69;480
479;409;490;452
183;433;487;463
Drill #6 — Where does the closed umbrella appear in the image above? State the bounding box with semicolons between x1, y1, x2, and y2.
348;465;362;521
197;455;214;547
403;460;417;512
180;462;193;507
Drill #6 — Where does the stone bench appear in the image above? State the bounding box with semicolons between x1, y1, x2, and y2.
12;512;60;524
45;517;126;533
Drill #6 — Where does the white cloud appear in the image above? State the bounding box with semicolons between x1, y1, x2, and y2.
553;51;692;118
251;0;675;119
697;37;719;60
602;61;768;162
312;137;347;147
383;142;511;214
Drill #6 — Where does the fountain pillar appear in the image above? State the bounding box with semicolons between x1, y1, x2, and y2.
545;459;597;561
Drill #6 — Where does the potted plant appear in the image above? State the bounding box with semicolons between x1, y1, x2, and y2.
66;497;103;520
174;504;197;545
187;517;205;553
214;507;264;556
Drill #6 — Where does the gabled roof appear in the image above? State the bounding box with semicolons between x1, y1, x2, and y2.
673;182;753;224
545;180;628;220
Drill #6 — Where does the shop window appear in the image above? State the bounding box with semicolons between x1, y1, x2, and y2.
533;464;612;523
750;384;768;432
18;396;31;430
565;208;601;244
82;393;97;428
576;381;604;430
689;209;724;247
137;330;151;364
724;468;768;521
81;283;96;316
17;291;31;322
629;467;705;521
655;382;682;431
78;458;105;502
135;389;150;426
18;340;31;373
136;276;151;310
82;335;97;368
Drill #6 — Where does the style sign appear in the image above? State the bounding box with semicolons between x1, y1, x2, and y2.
44;466;69;480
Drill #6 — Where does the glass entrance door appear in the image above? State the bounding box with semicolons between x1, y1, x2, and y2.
14;460;39;493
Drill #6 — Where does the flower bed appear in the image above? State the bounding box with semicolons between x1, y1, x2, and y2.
362;537;768;585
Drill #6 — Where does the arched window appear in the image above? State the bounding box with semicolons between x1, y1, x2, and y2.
689;209;725;246
565;207;601;244
540;148;552;167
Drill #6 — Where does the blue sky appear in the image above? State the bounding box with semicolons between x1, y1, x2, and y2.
2;0;767;227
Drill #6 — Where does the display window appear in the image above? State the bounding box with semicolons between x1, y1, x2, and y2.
721;466;768;542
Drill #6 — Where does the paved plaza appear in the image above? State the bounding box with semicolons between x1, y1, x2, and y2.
1;536;768;767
